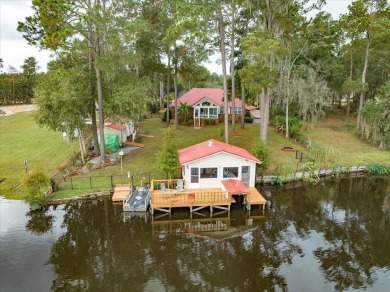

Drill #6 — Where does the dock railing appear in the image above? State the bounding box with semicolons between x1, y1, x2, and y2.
150;189;229;206
151;179;185;192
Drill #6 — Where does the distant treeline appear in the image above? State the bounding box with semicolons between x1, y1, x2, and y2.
0;57;39;105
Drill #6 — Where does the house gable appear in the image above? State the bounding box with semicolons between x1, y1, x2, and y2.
194;97;220;108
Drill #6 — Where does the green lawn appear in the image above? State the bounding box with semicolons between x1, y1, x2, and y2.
304;110;390;166
0;112;78;199
1;111;388;200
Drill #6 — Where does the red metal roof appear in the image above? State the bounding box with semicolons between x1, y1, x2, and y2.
106;123;127;131
173;88;224;107
170;88;249;108
221;179;250;194
178;139;261;165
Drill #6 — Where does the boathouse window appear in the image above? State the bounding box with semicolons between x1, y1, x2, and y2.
200;167;218;178
223;167;238;178
190;168;199;183
241;166;250;186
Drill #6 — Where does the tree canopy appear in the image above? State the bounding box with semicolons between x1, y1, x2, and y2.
10;0;390;152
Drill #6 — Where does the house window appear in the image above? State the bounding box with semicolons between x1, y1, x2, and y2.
191;168;199;183
223;167;238;178
199;107;218;118
200;167;218;178
200;108;208;118
194;108;199;118
209;108;218;118
235;107;242;114
241;166;250;186
220;107;224;114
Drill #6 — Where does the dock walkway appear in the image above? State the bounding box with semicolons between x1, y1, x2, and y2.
149;180;267;214
112;184;131;202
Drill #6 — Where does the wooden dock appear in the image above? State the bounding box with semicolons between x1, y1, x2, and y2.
150;179;266;214
150;188;233;214
245;187;267;210
111;184;131;202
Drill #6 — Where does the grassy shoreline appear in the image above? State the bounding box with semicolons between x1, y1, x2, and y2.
1;110;389;201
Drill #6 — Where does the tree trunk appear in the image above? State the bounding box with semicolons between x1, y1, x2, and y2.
95;66;106;163
285;58;291;139
78;128;85;165
347;53;353;119
88;56;99;155
218;6;229;144
241;86;245;129
174;42;178;128
87;3;99;155
166;49;171;125
230;2;236;133
356;32;370;132
260;88;266;142
91;107;99;155
262;86;271;142
159;81;163;110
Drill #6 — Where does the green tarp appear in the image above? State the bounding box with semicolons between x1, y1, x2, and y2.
98;133;120;152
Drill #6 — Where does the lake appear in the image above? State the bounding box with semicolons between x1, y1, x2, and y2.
1;175;389;291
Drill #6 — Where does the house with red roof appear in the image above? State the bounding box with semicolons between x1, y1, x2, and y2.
148;139;266;214
171;88;254;127
178;139;261;190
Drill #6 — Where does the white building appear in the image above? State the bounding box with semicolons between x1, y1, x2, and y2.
178;139;261;190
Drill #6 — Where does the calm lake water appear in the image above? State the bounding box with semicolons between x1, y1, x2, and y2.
1;175;389;292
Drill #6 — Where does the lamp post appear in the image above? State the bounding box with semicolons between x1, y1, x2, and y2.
119;150;124;185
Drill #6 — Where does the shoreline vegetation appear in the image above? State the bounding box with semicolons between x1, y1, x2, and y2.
47;170;385;206
0;107;389;203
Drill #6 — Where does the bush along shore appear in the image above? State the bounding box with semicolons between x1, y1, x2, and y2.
43;164;390;206
48;191;112;205
258;164;390;186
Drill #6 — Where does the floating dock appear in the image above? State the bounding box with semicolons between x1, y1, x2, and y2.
123;187;150;212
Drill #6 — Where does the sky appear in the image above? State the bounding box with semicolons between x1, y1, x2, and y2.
0;0;354;74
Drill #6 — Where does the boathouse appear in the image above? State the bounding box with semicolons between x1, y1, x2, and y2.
149;139;266;214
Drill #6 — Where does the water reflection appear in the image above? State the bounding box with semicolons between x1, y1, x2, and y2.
25;210;54;236
1;175;389;291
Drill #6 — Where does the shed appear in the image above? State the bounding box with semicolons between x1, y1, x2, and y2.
250;109;261;124
97;133;120;152
104;123;127;145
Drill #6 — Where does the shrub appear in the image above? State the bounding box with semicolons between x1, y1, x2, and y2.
187;119;193;126
275;160;295;178
251;140;270;173
366;164;390;175
134;133;143;143
21;168;50;209
161;109;171;122
309;143;339;166
274;115;304;138
244;117;253;123
296;134;311;147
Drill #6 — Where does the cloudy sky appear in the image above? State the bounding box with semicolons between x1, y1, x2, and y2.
0;0;353;74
